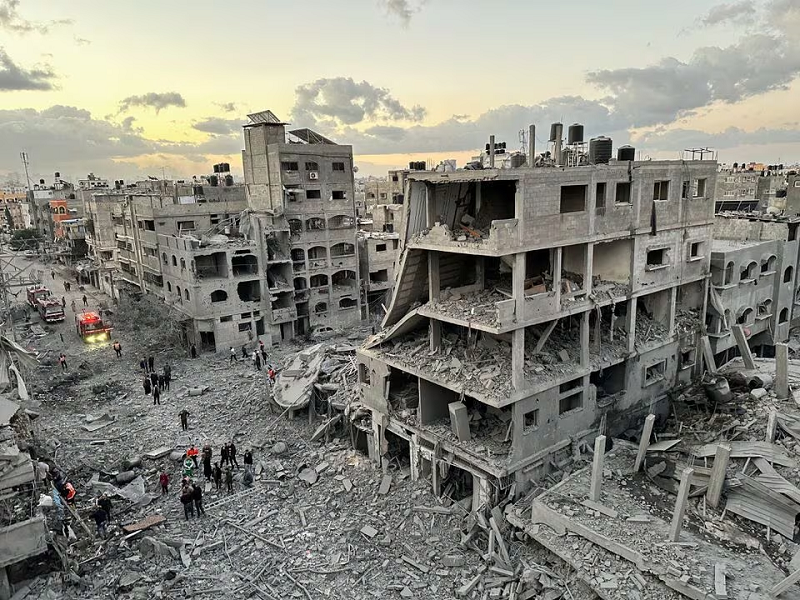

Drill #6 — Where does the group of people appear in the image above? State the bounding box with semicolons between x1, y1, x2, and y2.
179;477;205;520
141;356;171;404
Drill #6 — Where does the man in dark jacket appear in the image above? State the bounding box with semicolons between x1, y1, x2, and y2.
192;483;205;516
229;442;239;469
93;506;108;536
213;463;222;490
180;485;194;520
243;449;253;468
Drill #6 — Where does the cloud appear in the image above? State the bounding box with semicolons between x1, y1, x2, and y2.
0;48;56;91
699;1;756;26
192;117;241;135
118;92;187;114
586;33;800;128
292;77;426;127
0;0;71;34
380;0;414;26
214;101;237;113
74;36;91;46
635;125;800;150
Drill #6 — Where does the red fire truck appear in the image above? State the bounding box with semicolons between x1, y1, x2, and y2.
26;285;50;308
75;311;112;343
37;297;65;323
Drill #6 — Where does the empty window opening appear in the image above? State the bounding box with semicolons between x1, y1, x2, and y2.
646;248;669;269
590;362;626;398
195;252;228;278
523;408;539;434
220;315;233;323
689;242;703;259
238;322;252;332
180;258;186;270
596;182;606;211
785;266;794;283
329;215;354;229
167;281;172;292
762;255;777;273
332;162;345;171
184;289;190;300
281;162;299;171
171;255;177;267
740;261;757;281
693;178;707;198
237;280;261;302
256;318;265;336
176;286;182;302
789;224;798;241
370;269;389;283
561;245;587;295
331;242;355;257
232;254;258;276
291;248;305;262
305;161;318;171
210;289;227;302
723;261;735;285
593;239;632;285
339;297;357;309
737;307;754;325
332;270;357;289
681;180;690;199
615;182;632;204
780;308;789;324
559;378;582;394
653;180;669;201
376;243;387;252
314;302;328;314
559;389;583;415
758;299;773;317
177;220;195;231
307;217;325;230
680;349;696;370
288;219;303;235
332;190;346;200
310;274;329;288
161;252;167;264
294;277;308;291
560;185;587;213
644;360;666;386
306;189;321;200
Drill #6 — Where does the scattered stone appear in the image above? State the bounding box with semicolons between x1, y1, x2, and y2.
750;388;768;401
360;525;378;538
271;442;287;455
139;536;176;559
115;470;136;484
400;587;413;598
378;474;392;495
118;571;142;590
441;554;465;568
298;467;318;485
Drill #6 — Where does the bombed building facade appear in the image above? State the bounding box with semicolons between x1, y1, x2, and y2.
357;130;716;509
242;110;362;341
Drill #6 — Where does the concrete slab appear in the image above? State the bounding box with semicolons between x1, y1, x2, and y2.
447;402;470;442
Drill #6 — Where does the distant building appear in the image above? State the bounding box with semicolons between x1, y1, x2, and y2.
242;110;362;341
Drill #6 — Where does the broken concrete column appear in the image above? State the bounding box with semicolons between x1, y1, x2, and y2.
731;325;756;370
632;414;655;473
589;435;606;502
448;402;471;442
776;342;789;400
669;467;694;542
706;443;730;509
767;410;778;443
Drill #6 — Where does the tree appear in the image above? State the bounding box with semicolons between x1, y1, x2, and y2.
9;228;42;251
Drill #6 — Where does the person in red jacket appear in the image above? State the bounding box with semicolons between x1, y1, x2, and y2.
187;445;199;468
159;471;169;495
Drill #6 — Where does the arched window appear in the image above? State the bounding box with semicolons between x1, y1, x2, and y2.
761;255;777;273
176;286;182;302
180;258;186;270
758;299;773;317
310;274;328;288
314;302;328;314
724;261;735;285
58;206;66;214
294;277;308;291
162;252;167;264
167;282;172;292
785;266;794;283
339;297;357;309
740;261;757;282
780;308;789;324
171;255;177;267
184;288;190;300
736;307;754;325
210;290;227;302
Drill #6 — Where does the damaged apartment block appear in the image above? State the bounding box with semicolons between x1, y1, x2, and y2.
357;141;716;510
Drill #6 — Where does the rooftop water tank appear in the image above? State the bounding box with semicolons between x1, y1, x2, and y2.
549;122;562;142
567;123;584;145
589;137;613;165
617;145;635;162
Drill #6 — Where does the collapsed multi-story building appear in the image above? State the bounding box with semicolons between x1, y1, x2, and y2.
707;213;800;364
357;128;717;509
241;110;362;341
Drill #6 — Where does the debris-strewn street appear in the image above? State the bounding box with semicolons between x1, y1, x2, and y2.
5;260;588;600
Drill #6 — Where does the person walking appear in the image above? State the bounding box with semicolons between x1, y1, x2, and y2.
51;270;55;280
179;408;189;431
254;351;262;371
93;506;108;537
180;485;195;520
148;355;155;373
243;449;253;469
82;294;88;307
112;341;122;358
158;372;166;391
164;364;171;390
260;342;267;365
152;384;161;405
187;445;199;468
150;370;159;392
213;463;222;490
61;296;66;308
229;441;239;469
59;353;68;371
159;471;170;495
97;493;112;520
229;347;236;364
140;357;148;374
241;345;248;360
220;443;229;467
190;344;197;359
224;467;233;493
70;299;76;313
192;483;205;516
202;452;212;481
143;376;151;396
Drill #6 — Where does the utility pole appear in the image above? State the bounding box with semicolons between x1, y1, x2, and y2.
20;152;32;192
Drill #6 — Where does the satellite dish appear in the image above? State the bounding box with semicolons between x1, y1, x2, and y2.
353;165;359;173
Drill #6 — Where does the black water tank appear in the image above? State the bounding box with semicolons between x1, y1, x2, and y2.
589;137;613;164
221;162;230;172
54;171;61;179
568;123;584;144
213;164;220;173
549;122;562;142
39;179;45;185
510;154;526;168
224;175;234;186
209;175;219;187
617;145;635;161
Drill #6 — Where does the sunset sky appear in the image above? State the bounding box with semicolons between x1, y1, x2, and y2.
1;0;799;183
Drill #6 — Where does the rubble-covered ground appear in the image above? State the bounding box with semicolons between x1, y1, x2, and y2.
8;260;591;600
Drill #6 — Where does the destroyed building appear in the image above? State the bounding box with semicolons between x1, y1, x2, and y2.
707;213;800;364
242;110;362;339
357;129;717;509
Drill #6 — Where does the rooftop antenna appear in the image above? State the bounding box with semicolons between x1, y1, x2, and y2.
20;151;32;192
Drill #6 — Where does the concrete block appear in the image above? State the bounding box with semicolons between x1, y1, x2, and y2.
589;435;606;502
776;343;789;400
669;467;694;542
706;443;730;509
448;402;471;442
441;554;466;568
633;414;655;473
750;388;768;401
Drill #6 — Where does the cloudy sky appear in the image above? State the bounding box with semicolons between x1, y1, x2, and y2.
1;0;800;183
